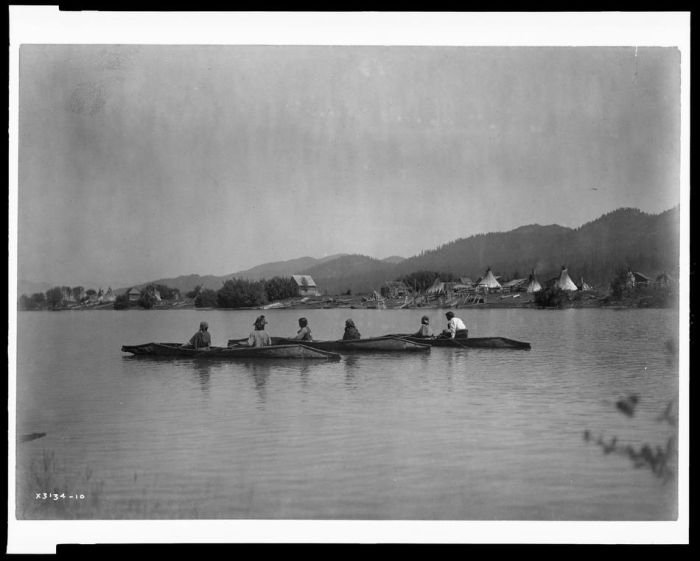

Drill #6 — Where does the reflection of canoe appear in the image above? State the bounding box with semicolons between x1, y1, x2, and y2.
20;432;47;443
389;335;531;350
121;342;341;360
227;336;431;353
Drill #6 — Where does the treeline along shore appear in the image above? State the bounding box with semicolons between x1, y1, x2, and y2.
18;267;678;312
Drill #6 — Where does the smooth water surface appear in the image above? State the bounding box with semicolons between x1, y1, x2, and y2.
15;308;679;520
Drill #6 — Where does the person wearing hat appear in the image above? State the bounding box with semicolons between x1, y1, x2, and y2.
293;317;313;341
246;315;272;347
342;318;361;340
413;315;434;338
441;311;468;339
186;321;212;349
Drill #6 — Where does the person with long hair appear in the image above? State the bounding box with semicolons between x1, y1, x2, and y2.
246;315;271;347
294;317;313;341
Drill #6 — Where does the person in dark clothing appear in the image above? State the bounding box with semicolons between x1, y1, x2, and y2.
294;317;313;341
342;318;361;340
187;321;212;349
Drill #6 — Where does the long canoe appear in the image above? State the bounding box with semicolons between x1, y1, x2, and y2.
389;334;531;350
121;342;341;360
227;336;431;353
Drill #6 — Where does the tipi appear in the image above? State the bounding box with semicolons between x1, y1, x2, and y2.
579;277;592;291
478;267;502;291
555;266;578;291
526;270;542;293
426;278;446;295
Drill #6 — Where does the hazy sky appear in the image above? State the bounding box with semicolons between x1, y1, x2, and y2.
17;45;680;288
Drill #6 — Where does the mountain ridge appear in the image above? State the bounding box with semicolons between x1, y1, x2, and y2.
34;205;678;296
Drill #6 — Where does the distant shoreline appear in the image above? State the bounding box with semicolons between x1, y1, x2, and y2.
18;293;677;312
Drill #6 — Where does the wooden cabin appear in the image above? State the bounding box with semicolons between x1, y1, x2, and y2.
292;275;321;297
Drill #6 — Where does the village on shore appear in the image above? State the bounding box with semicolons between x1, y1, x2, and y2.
18;266;678;313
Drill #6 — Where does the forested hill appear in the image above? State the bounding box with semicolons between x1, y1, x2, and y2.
122;206;679;295
125;255;349;293
390;206;680;287
303;254;399;296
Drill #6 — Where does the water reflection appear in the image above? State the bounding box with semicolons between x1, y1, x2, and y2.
343;356;360;390
444;348;456;374
236;360;328;405
240;361;272;405
298;363;312;391
120;355;183;376
664;337;679;369
192;361;212;393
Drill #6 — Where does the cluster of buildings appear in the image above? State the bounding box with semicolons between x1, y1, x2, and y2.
125;285;177;303
121;267;676;307
380;266;676;300
59;286;117;305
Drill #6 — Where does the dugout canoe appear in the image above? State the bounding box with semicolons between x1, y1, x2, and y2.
390;335;531;350
121;342;341;360
227;336;431;353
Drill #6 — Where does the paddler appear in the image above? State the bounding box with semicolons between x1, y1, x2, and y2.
440;311;468;339
246;315;272;347
293;317;313;341
413;315;434;337
186;321;212;349
342;318;361;340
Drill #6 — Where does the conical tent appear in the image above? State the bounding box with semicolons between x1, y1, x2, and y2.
478;268;501;290
556;267;578;291
579;277;592;291
526;270;542;293
426;278;445;294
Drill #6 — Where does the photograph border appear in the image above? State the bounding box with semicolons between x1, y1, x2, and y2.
7;8;690;552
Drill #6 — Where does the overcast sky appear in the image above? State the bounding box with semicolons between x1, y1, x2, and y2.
17;45;680;288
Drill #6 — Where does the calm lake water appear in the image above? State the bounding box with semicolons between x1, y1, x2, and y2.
14;308;679;520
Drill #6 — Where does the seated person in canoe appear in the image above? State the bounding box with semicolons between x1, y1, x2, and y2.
184;321;212;350
342;318;361;340
413;315;434;338
294;317;313;341
244;315;272;347
439;311;468;339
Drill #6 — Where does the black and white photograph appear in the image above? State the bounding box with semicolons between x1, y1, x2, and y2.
7;9;689;550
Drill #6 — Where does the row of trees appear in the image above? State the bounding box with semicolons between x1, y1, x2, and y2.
189;276;299;309
18;283;182;311
18;286;99;311
18;277;299;311
18;292;47;311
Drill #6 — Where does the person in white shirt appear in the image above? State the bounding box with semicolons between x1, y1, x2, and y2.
441;311;468;339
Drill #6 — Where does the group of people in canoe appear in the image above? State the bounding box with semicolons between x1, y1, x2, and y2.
183;311;468;350
414;311;468;339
